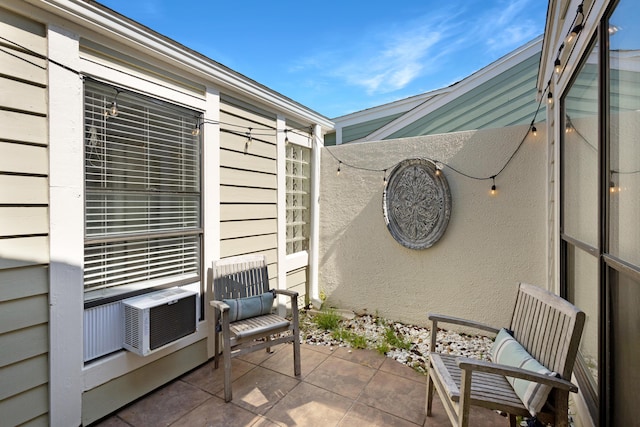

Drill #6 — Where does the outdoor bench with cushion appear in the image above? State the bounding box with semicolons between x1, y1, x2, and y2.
426;282;585;427
208;254;301;402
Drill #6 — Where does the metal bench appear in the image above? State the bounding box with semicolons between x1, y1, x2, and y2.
426;282;585;427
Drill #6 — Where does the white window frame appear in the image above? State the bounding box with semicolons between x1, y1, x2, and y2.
83;80;203;304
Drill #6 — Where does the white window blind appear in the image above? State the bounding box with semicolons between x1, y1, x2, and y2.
84;80;201;300
285;144;311;254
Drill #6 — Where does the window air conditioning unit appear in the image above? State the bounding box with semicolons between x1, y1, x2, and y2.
122;288;197;356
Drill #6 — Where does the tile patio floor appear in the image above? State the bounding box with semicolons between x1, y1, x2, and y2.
93;343;509;427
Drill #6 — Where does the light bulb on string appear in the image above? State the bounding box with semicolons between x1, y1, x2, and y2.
490;176;497;196
105;89;120;117
191;122;201;136
383;169;387;186
337;161;341;176
565;4;584;44
434;161;443;176
565;24;583;44
547;91;553;104
531;125;537;136
284;129;289;145
554;58;562;74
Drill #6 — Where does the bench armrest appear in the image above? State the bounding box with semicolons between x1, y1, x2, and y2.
428;313;499;352
210;300;230;312
427;313;500;334
273;289;299;299
456;357;578;393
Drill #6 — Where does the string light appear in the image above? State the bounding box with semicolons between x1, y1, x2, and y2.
565;4;584;44
2;0;590;199
554;58;562;74
244;128;253;153
490;176;497;196
383;169;388;186
284;129;289;145
105;89;120;117
566;23;583;44
435;161;443;176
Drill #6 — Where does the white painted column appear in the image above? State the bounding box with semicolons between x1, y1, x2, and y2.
276;115;288;316
308;124;322;308
48;25;84;426
204;87;221;358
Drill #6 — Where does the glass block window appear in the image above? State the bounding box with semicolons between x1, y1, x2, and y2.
285;144;311;254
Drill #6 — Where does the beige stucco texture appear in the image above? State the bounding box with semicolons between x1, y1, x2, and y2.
319;124;547;330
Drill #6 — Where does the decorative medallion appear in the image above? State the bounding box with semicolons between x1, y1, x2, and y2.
383;158;452;249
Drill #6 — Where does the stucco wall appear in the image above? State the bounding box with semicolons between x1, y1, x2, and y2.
319;124;547;330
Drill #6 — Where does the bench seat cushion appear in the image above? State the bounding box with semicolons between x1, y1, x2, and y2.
491;328;558;416
223;291;274;322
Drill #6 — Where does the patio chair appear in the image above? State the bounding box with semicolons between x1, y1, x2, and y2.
425;283;585;427
208;254;301;402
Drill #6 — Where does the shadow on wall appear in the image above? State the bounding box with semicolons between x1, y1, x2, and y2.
318;124;547;328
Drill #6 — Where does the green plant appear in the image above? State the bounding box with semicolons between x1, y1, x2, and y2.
375;342;390;355
383;326;411;350
313;308;341;331
332;328;368;349
348;332;368;349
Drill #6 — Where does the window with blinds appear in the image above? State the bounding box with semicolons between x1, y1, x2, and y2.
285;143;311;254
83;80;202;301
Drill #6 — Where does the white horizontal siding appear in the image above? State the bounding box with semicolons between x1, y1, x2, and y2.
0;6;50;425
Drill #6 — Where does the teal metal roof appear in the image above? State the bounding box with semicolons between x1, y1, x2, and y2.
388;52;544;139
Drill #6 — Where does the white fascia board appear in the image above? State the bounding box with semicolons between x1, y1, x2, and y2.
25;0;333;132
363;36;544;142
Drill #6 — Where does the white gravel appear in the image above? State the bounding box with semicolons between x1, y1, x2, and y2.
300;312;494;374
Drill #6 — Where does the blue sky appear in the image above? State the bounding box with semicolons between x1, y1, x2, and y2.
99;0;547;118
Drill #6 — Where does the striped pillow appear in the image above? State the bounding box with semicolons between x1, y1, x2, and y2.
223;291;274;322
491;328;558;416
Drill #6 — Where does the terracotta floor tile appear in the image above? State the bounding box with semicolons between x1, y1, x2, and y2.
304;355;377;399
236;346;279;365
91;416;131;427
300;343;335;355
116;380;210;427
92;340;511;427
220;366;301;415
332;347;385;369
169;395;264;427
358;370;426;425
339;401;421;427
424;392;510;426
263;382;354;426
182;358;257;395
260;344;329;379
379;356;427;383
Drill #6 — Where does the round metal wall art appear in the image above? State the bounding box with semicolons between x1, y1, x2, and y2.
383;158;452;250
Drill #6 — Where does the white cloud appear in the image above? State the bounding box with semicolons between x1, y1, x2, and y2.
294;11;464;95
474;0;542;52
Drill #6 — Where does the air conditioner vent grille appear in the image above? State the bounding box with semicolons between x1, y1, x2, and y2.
149;295;196;350
122;288;197;356
123;304;140;349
